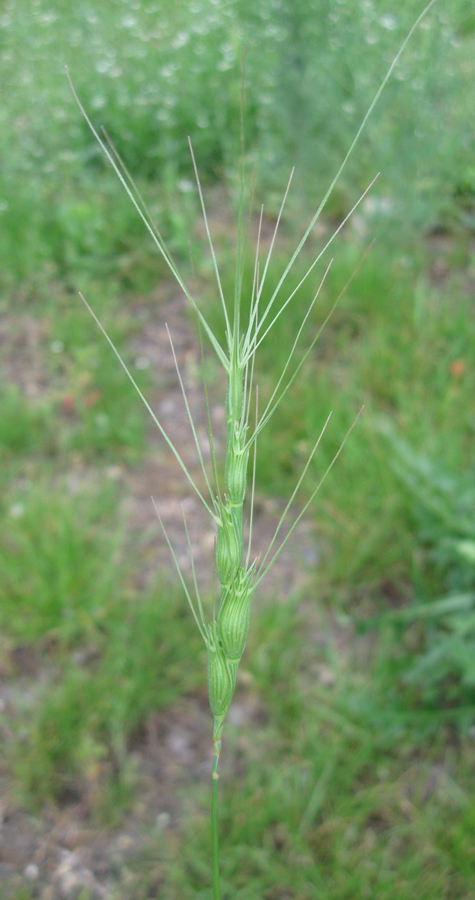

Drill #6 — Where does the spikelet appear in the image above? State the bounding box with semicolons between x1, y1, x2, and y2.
224;422;249;505
208;633;237;721
218;565;256;661
215;504;243;586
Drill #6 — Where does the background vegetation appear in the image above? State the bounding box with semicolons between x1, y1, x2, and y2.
1;0;474;897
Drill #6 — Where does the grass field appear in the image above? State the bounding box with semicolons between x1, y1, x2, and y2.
1;1;475;897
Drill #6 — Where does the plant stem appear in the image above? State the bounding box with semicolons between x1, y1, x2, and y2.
212;737;221;900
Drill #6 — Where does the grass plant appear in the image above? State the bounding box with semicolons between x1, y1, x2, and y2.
10;576;201;812
366;435;475;716
0;481;122;645
1;7;474;897
62;4;445;894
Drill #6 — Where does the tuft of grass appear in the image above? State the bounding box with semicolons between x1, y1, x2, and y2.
0;386;58;459
9;581;201;814
47;293;151;458
356;437;475;720
0;482;124;645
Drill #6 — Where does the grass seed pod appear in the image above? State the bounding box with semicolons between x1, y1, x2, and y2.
218;566;255;660
207;636;237;719
215;504;243;586
224;424;249;504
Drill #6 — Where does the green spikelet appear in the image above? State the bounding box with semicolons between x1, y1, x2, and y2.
207;632;237;720
224;422;249;505
218;565;256;661
215;504;243;586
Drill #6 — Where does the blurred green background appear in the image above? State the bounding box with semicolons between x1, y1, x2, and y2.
1;0;475;897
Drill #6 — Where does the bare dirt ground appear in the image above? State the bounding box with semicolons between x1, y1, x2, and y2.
0;280;318;899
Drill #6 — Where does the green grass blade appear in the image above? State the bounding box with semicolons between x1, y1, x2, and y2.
101;125;178;272
250;242;373;446
66;69;228;371
245;386;259;569
247;204;264;336
245;0;438;361
152;497;209;645
246;174;379;361
79;291;218;522
256;412;332;581
255;408;364;587
165;324;218;514
198;323;224;510
241;204;264;427
246;259;333;450
367;593;475;626
242;168;295;360
188;137;232;351
181;505;208;634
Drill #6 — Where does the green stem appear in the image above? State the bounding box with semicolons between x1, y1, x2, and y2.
212;737;221;900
